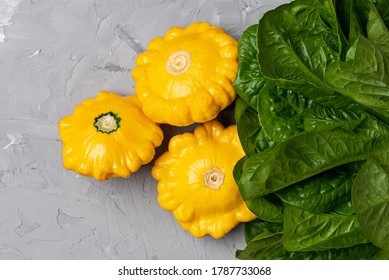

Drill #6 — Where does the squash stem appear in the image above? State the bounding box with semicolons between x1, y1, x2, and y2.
204;167;224;189
94;112;121;134
165;50;191;76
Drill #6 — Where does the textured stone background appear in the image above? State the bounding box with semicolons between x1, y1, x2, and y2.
0;0;288;259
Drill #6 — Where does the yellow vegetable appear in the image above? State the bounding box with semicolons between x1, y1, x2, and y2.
58;91;163;180
132;22;238;126
152;120;256;239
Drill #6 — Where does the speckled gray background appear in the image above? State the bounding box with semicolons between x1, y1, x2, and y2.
0;0;288;260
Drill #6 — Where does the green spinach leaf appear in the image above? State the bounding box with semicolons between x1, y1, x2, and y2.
374;0;389;28
333;200;355;215
234;97;262;155
233;24;266;109
239;117;389;200
256;0;339;98
353;147;389;250
236;234;284;260
353;0;389;57
234;154;284;222
283;204;369;251
233;0;389;260
257;80;306;144
237;238;379;260
276;162;362;213
303;104;365;131
237;218;379;260
325;35;389;119
244;219;283;243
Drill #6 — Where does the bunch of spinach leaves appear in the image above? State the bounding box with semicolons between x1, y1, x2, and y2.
233;0;389;259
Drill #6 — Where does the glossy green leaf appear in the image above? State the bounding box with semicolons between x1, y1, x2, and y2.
240;116;389;200
238;219;378;260
234;97;262;156
276;162;362;213
325;36;389;119
236;234;284;260
257;80;306;144
303;104;365;132
256;0;339;98
233;24;266;109
352;0;389;56
348;1;365;44
353;148;389;250
244;219;283;243
375;0;389;28
245;195;284;223
366;2;389;57
283;204;369;251
233;0;389;260
234;154;284;223
333;200;355;215
237;239;379;260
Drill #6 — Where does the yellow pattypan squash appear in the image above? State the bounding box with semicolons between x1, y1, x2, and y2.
152;120;256;239
58;91;163;180
132;22;238;126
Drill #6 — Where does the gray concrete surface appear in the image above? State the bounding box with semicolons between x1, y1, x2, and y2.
0;0;288;259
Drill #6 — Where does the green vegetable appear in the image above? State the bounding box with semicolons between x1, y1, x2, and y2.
283;204;369;251
375;0;389;28
233;155;284;223
234;0;389;259
325;36;389;119
233;24;266;109
234;98;264;156
240;119;389;200
276;162;362;214
256;0;340;98
237;219;384;260
257;81;307;144
353;147;389;250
